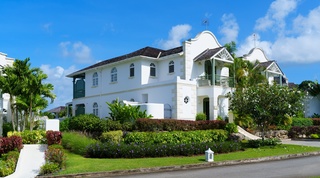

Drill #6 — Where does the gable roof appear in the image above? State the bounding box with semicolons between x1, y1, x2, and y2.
255;60;285;76
194;47;224;61
67;46;183;78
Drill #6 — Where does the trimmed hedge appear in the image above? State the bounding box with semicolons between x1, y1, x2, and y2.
62;132;99;156
86;141;243;158
135;119;227;132
100;130;123;144
123;129;228;144
288;126;320;138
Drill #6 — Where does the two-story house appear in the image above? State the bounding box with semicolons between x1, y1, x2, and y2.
67;31;235;120
242;48;288;86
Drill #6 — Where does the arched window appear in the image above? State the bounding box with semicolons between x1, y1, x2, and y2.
111;67;117;82
93;102;98;116
150;63;156;77
130;63;134;77
169;61;174;73
92;72;98;86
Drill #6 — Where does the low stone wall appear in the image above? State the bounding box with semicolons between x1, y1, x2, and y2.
254;130;288;139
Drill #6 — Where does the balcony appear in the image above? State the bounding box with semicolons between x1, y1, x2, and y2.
197;75;234;87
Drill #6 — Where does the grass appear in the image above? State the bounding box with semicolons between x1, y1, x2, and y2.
57;144;320;175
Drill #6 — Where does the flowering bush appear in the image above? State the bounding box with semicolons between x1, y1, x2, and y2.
46;131;62;145
86;141;242;158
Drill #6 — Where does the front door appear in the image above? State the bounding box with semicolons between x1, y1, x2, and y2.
203;98;209;120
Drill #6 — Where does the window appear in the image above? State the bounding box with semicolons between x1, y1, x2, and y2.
150;63;156;77
93;102;98;116
111;67;117;82
92;72;98;86
130;63;134;77
169;61;174;73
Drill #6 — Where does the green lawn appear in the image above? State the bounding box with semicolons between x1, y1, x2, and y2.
57;144;320;175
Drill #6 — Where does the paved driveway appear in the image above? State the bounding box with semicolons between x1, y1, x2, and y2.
281;139;320;147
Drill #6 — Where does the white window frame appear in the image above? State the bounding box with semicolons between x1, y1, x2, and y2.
150;63;156;77
111;67;117;82
130;63;134;77
93;102;99;116
92;72;98;86
169;61;174;73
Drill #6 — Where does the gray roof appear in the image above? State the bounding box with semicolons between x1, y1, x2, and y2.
67;46;183;77
194;47;224;61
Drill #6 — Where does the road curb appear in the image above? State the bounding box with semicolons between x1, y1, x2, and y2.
37;151;320;178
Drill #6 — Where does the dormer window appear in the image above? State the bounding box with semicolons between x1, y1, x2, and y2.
130;63;134;77
169;61;174;73
92;72;98;87
150;63;156;77
111;67;117;82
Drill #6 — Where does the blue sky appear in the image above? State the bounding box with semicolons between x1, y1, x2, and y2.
1;0;320;110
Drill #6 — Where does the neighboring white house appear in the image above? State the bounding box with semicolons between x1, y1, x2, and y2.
242;48;288;86
67;31;235;120
0;52;14;123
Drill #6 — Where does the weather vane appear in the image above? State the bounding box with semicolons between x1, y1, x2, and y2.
202;18;210;30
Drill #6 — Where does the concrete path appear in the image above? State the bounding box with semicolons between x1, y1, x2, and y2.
237;126;261;140
281;139;320;147
6;144;47;178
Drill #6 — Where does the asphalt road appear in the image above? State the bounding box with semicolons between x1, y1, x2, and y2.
118;155;320;178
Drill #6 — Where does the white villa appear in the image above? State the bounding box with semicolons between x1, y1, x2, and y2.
67;31;235;120
67;31;292;121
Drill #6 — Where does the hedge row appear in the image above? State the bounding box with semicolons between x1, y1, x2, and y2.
291;118;313;127
0;136;23;155
0;151;20;176
86;141;243;158
135;119;227;132
123;129;228;144
288;126;320;138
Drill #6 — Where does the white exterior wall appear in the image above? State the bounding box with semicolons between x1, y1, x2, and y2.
304;95;320;117
0;52;14;122
243;48;269;63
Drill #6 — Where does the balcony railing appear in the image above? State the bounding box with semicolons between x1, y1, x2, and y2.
197;75;234;87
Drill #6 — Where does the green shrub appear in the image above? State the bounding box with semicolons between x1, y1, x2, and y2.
100;130;123;143
69;114;103;135
292;117;313;127
225;123;238;134
244;138;281;148
62;132;99;156
310;134;320;139
123;129;228;144
86;141;243;158
60;118;71;132
100;120;134;132
7;130;46;144
288;126;320;138
0;151;19;177
2;122;13;137
196;113;207;121
39;162;60;175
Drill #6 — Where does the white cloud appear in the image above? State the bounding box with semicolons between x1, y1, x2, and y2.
255;0;297;33
219;13;239;44
237;33;273;57
41;64;77;109
59;41;93;64
158;24;192;49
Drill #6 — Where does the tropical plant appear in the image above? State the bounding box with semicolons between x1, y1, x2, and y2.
107;99;152;123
